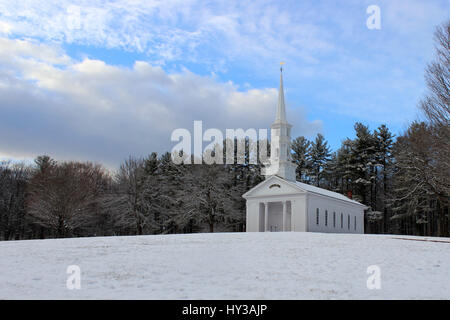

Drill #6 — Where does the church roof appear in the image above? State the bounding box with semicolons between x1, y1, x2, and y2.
243;175;367;208
294;181;366;207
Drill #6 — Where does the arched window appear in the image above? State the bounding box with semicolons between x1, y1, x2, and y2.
333;212;336;228
316;208;319;225
325;210;328;226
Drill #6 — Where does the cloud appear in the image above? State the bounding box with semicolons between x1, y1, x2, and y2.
0;20;11;34
0;0;448;156
0;37;321;167
0;0;336;67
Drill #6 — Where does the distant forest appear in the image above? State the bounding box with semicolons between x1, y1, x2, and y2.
0;22;448;240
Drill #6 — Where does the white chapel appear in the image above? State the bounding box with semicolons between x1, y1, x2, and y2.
242;67;367;234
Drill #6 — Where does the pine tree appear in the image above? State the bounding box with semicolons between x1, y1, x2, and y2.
336;139;354;196
374;124;395;233
0;162;31;240
308;133;331;187
291;136;310;182
155;152;193;234
323;152;339;191
351;123;377;206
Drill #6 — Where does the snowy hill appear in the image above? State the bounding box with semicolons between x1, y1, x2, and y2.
0;232;449;299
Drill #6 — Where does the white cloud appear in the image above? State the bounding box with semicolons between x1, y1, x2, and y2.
0;37;321;167
0;0;337;67
0;20;11;34
0;0;447;154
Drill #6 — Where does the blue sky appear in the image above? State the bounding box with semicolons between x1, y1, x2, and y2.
0;0;448;167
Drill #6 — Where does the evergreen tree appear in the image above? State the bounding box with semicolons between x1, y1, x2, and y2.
374;124;395;233
0;162;31;240
323;151;339;191
336;139;354;196
351;123;377;206
308;133;331;187
291;136;310;182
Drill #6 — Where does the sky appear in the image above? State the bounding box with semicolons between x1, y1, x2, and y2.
0;0;448;168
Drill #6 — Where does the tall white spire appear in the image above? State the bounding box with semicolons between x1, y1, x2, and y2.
275;66;287;123
262;64;297;182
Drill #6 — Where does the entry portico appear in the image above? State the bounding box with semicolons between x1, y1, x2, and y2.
259;200;292;232
244;175;307;232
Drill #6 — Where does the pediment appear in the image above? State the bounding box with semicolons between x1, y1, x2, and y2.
242;175;305;198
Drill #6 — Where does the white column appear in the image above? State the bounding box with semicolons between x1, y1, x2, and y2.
290;200;294;231
264;202;269;232
282;201;287;231
245;202;249;232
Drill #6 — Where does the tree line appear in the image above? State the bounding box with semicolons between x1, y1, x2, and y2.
0;150;261;239
0;21;448;240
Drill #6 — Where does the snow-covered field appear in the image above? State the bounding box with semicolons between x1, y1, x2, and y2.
0;232;449;299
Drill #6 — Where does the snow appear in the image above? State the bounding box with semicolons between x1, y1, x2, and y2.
0;232;449;299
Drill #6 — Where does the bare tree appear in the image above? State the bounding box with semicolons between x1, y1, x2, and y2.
420;20;450;129
414;21;450;236
391;122;448;237
419;21;450;195
184;164;235;233
106;157;148;235
27;160;108;237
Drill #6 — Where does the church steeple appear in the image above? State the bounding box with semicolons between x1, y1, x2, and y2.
275;66;287;124
262;64;297;182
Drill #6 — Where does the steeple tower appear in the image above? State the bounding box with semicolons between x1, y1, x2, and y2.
275;66;287;123
262;65;297;181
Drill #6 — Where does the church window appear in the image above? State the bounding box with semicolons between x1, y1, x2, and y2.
325;210;328;226
341;213;343;228
316;208;319;225
354;216;357;230
333;212;336;228
348;215;350;229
